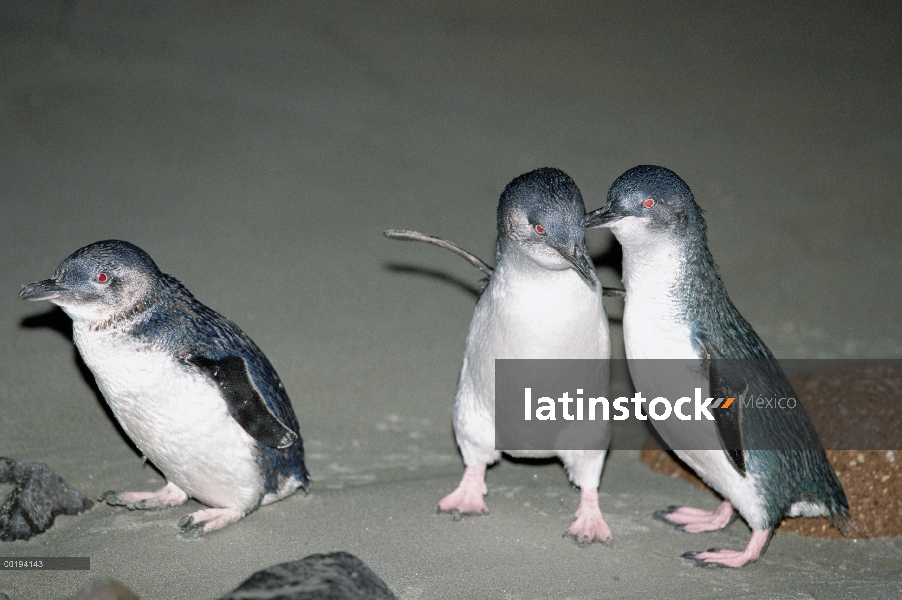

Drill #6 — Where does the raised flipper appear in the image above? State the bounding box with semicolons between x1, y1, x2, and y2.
384;228;626;297
384;229;494;276
187;355;298;449
695;334;746;476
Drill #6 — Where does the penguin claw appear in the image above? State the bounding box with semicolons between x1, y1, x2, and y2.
178;507;245;534
682;549;760;568
566;489;613;546
652;508;684;529
653;501;735;533
178;514;202;535
436;507;488;521
653;507;695;532
99;490;152;510
681;550;727;568
99;490;122;504
564;531;612;547
99;483;189;510
681;528;771;568
437;465;489;517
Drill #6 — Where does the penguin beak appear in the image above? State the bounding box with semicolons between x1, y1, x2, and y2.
584;205;624;228
557;241;599;287
19;279;70;302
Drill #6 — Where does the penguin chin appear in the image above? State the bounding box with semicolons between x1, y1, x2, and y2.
608;215;647;235
523;247;576;273
58;302;110;324
58;299;126;325
610;217;676;251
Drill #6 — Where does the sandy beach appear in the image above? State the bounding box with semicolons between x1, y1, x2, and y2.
2;2;900;598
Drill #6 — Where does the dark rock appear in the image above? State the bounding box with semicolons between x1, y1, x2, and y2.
0;457;93;541
1;592;11;600
218;551;397;600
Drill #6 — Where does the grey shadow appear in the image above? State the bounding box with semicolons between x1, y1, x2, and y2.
385;263;484;299
19;307;150;468
591;239;623;280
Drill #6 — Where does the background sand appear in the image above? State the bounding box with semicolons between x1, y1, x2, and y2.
1;1;900;598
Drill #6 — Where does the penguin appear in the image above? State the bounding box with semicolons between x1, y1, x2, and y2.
391;167;614;543
19;240;309;534
584;165;849;566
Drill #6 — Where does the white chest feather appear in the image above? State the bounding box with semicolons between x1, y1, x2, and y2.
454;256;610;432
472;257;609;360
616;230;766;525
73;323;264;511
620;242;695;360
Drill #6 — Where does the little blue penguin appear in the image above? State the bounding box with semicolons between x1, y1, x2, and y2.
585;165;848;566
19;240;309;534
435;167;614;543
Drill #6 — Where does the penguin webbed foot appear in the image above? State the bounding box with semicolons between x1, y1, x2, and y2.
178;507;245;535
100;482;189;510
437;465;489;517
565;486;613;546
681;548;760;569
653;501;735;533
681;528;771;568
564;527;612;547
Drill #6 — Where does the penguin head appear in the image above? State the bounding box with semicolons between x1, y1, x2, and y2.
20;240;163;323
497;167;598;286
584;165;706;249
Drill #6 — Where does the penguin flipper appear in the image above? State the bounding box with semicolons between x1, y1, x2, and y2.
695;334;746;476
383;229;623;298
384;229;495;277
186;355;298;449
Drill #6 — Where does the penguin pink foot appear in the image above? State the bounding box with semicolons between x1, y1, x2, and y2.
586;166;850;567
654;500;735;533
437;465;489;516
19;241;310;535
566;487;612;544
100;481;189;510
682;528;772;568
178;507;245;534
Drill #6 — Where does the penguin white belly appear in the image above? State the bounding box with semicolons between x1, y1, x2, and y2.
73;326;264;511
454;264;609;465
622;294;768;528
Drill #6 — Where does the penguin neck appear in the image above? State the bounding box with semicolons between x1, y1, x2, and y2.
71;293;160;335
616;222;772;361
617;225;720;305
619;232;680;299
614;223;729;362
483;238;605;359
494;239;588;289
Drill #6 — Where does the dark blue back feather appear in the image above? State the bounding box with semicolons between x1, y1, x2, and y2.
130;274;309;494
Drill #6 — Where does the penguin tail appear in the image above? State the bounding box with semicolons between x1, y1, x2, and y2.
821;473;851;536
823;472;852;536
828;506;852;536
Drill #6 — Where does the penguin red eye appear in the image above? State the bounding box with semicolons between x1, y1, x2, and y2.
97;273;108;283
643;198;655;208
534;224;545;235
